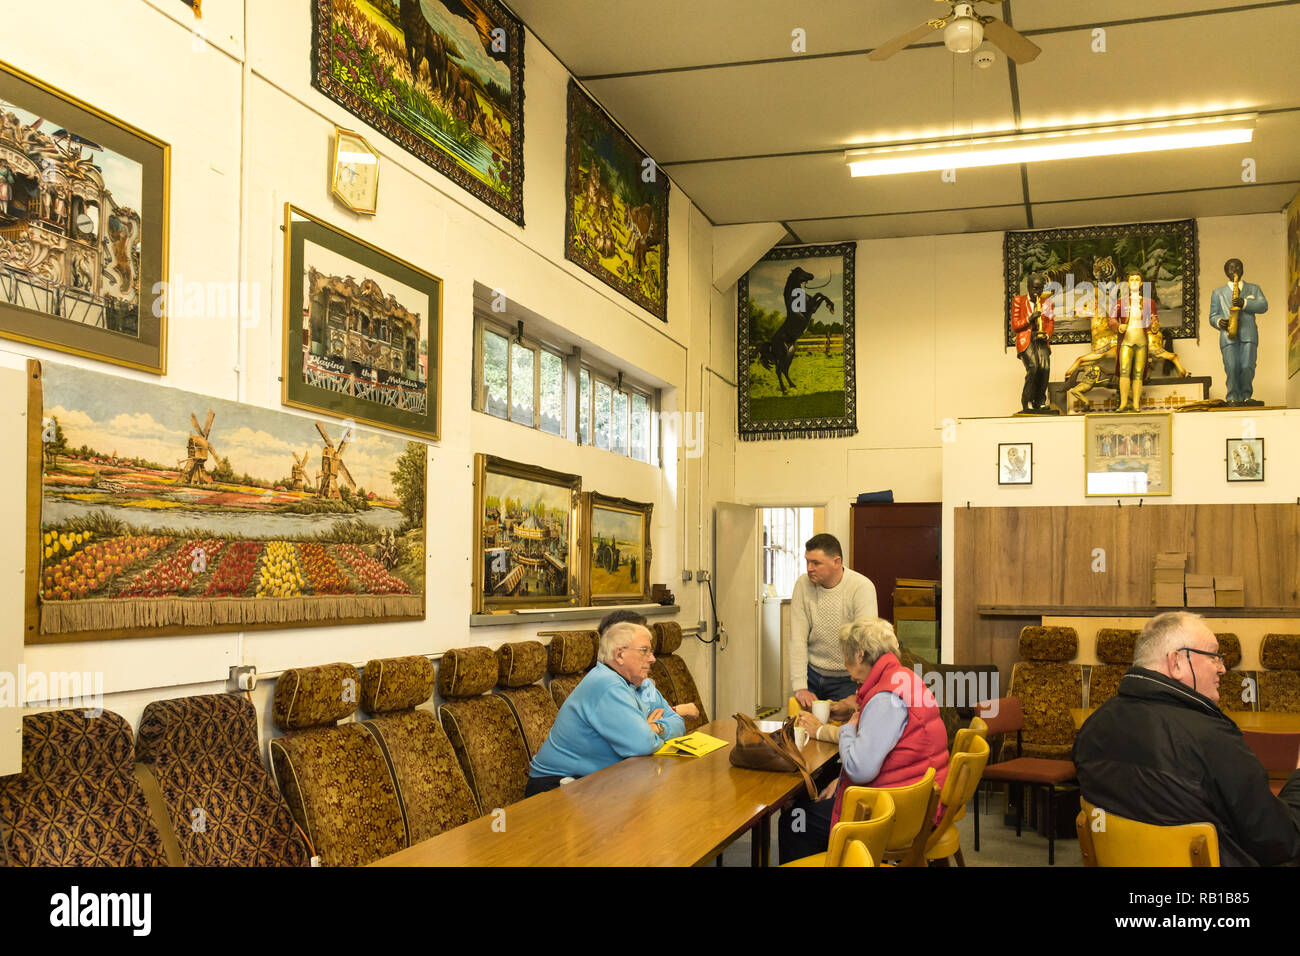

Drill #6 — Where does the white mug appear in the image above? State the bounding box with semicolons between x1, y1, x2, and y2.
811;700;831;723
793;726;811;749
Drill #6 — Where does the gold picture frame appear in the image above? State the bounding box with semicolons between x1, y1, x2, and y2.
582;493;653;606
281;204;442;442
1084;413;1173;497
0;58;169;374
474;454;581;613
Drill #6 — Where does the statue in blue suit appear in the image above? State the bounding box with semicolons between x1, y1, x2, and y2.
1209;258;1268;406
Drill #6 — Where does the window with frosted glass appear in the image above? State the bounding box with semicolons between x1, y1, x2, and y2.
579;368;591;445
594;380;611;450
483;329;509;419
612;389;629;456
510;342;534;425
631;393;649;461
539;350;563;435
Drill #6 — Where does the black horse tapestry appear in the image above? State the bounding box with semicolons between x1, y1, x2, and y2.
738;243;857;441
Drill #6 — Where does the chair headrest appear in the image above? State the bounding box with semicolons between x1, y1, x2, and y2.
1213;632;1242;670
19;709;134;775
1095;628;1138;664
548;631;597;676
1018;626;1078;661
273;663;360;731
361;656;435;714
437;646;498;698
137;694;255;762
496;641;547;687
1260;633;1300;670
652;621;683;655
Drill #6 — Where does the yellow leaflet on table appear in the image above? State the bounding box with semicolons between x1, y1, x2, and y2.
653;732;728;757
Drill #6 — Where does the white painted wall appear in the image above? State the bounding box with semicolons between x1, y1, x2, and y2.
0;0;728;753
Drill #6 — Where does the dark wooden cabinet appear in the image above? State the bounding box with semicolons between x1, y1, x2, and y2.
849;502;942;626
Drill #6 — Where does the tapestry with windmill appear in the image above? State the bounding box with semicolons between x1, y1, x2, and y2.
26;360;426;642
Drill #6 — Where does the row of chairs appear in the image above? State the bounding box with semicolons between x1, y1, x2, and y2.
0;623;706;867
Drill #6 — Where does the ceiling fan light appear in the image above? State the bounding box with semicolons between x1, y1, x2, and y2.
943;17;984;54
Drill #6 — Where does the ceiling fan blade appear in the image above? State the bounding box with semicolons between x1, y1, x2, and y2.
868;19;943;61
982;18;1041;64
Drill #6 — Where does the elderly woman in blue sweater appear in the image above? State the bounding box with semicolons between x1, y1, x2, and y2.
526;621;696;796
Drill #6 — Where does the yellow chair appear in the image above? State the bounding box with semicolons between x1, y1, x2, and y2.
948;716;988;825
1076;798;1220;867
781;790;896;867
846;766;939;865
912;733;990;866
839;839;874;867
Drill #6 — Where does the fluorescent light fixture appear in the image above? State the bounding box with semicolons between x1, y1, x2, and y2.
845;113;1256;177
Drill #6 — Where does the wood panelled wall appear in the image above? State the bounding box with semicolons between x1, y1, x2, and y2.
953;504;1300;679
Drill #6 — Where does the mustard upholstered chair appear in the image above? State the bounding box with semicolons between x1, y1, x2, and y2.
1077;797;1219;867
1088;628;1137;708
917;734;990;866
359;656;480;845
546;631;598;708
1258;634;1300;713
1213;633;1253;712
780;790;896;868
839;839;875;867
650;622;708;731
494;641;559;757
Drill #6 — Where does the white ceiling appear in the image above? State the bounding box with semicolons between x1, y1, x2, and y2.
510;0;1300;240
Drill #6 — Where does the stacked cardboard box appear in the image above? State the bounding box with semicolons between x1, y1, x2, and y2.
1185;573;1215;607
1152;552;1187;607
1215;575;1245;607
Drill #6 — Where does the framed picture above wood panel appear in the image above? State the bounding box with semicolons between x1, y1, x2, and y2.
310;0;524;224
582;493;652;606
26;360;427;644
474;454;580;613
0;59;169;374
998;442;1032;485
564;80;669;321
1084;412;1172;497
1226;438;1264;482
1004;219;1197;347
282;204;441;442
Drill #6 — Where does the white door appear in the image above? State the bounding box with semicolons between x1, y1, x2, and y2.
713;503;759;718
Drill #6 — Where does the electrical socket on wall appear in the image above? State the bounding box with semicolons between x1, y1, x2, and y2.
696;570;709;582
228;665;257;693
681;570;693;582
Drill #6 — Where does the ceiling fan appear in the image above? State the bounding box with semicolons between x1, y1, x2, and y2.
869;1;1041;64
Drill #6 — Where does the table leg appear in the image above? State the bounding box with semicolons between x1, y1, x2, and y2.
751;815;772;867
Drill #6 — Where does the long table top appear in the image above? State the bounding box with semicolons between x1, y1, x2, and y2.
369;717;840;867
1071;707;1300;733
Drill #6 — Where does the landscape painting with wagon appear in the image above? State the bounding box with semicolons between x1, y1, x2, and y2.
311;0;524;223
564;80;669;321
738;242;857;441
28;361;426;641
474;454;578;612
583;493;651;606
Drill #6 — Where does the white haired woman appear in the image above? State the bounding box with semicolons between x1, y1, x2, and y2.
778;617;950;863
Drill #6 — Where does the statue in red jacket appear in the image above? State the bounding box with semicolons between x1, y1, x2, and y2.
1011;273;1055;413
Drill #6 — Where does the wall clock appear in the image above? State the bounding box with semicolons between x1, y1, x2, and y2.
330;127;379;215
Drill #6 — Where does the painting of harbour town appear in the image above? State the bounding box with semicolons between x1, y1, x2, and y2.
475;455;578;611
29;361;426;641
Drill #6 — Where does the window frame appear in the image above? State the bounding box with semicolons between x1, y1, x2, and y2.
474;315;567;434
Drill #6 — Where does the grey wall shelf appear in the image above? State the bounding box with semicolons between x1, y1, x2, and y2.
470;604;681;628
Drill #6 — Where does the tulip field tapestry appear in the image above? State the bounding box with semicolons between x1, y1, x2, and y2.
26;361;426;642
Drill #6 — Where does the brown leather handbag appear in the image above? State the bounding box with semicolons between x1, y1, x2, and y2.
729;713;818;799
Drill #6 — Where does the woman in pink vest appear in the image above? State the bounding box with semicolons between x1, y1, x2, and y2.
779;617;950;863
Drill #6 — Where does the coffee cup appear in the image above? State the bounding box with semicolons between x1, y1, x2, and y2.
794;726;811;749
811;700;831;723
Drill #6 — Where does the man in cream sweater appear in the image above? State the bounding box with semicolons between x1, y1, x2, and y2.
790;534;878;713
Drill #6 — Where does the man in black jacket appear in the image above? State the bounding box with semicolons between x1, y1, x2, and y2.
1074;611;1300;866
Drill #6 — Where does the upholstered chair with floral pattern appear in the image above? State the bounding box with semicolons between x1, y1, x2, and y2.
494;641;559;757
136;693;310;866
437;646;532;814
1088;628;1137;708
269;662;405;867
0;709;167;867
1006;626;1082;760
546;630;598;708
1258;634;1300;713
1212;633;1253;712
359;656;480;844
650;621;708;732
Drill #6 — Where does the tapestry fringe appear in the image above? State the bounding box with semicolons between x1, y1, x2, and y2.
740;428;858;441
40;594;424;635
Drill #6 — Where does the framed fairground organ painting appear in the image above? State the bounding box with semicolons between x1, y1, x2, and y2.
582;493;652;606
474;454;581;613
282;204;442;442
0;60;169;374
1084;413;1172;497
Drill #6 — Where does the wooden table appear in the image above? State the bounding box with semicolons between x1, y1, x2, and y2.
1072;707;1300;732
369;717;839;867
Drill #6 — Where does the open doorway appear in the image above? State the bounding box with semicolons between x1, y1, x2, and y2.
757;506;825;708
